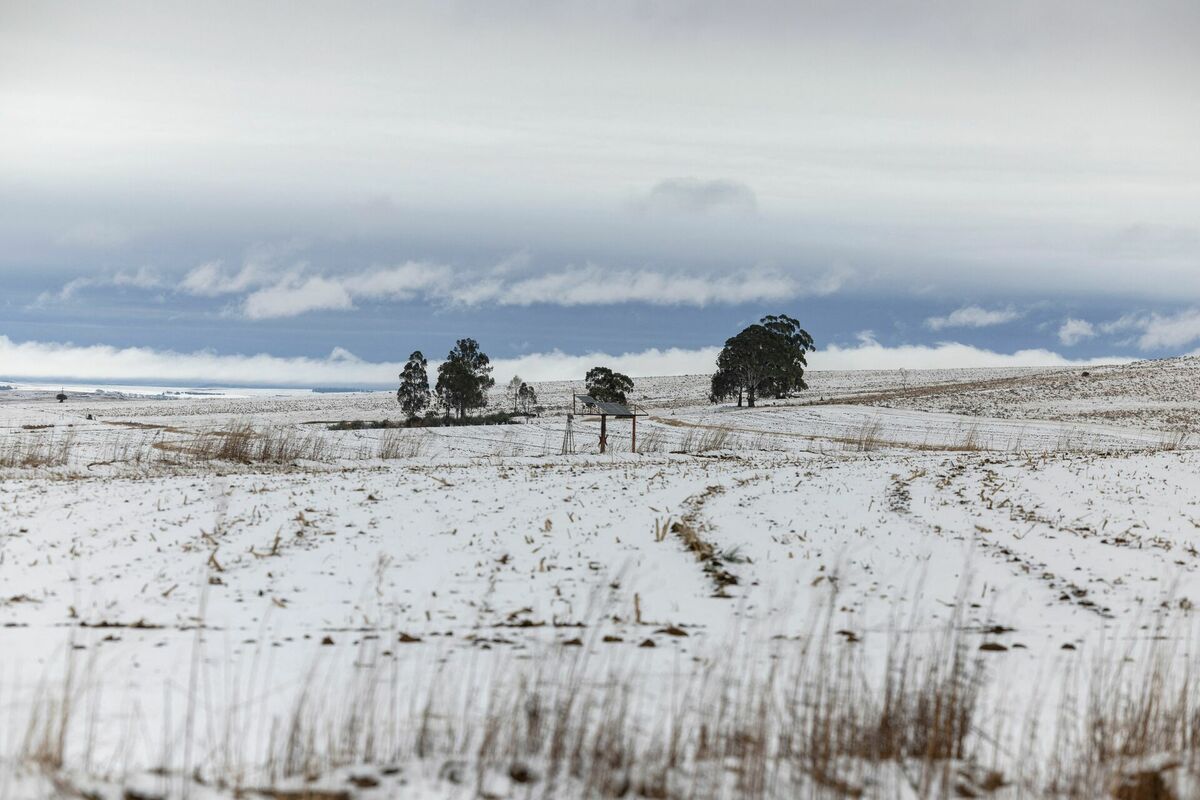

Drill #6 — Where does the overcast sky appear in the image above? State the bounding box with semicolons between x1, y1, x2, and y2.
2;1;1198;386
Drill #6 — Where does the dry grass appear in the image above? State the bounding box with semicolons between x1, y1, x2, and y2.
102;431;168;465
747;431;785;452
956;421;983;451
22;603;984;798
0;429;77;468
1032;629;1200;797
178;421;336;464
261;612;1200;799
20;650;80;770
2;421;381;472
15;591;1200;799
1158;428;1192;451
635;428;667;454
376;428;430;459
852;416;885;452
677;425;735;453
1;420;434;472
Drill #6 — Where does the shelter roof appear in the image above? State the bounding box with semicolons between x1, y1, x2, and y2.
574;394;645;417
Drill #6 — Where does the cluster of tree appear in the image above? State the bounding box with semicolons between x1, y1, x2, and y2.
397;338;497;421
506;375;540;416
710;314;814;407
398;338;547;421
398;323;801;421
585;366;633;404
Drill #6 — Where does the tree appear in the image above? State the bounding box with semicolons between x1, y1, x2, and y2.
710;324;777;408
709;366;741;407
435;338;495;420
760;314;815;397
506;375;524;413
710;315;814;408
585;366;634;405
517;382;539;416
396;351;431;419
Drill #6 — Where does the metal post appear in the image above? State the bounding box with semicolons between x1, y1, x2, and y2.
562;414;575;455
631;414;637;453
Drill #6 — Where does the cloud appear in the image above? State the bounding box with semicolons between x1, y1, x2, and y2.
495;347;722;383
180;259;282;297
180;241;310;297
48;258;839;317
1086;308;1200;351
33;267;164;305
8;3;1200;312
242;262;821;314
1057;318;1097;346
0;334;715;387
180;261;237;295
0;335;1130;388
109;266;163;290
819;340;1127;371
341;262;450;299
810;266;855;296
57;222;132;248
925;305;1022;331
0;336;401;387
1134;308;1200;350
453;265;811;307
239;262;452;319
1099;314;1145;335
242;275;355;319
643;178;758;215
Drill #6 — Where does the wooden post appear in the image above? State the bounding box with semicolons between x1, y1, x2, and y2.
599;414;607;453
631;414;637;453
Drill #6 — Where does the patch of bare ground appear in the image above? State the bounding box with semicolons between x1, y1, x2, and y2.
667;482;747;597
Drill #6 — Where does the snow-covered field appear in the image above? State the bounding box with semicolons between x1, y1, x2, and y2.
1;360;1199;798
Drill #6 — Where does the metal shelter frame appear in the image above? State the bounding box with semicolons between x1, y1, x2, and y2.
572;394;647;453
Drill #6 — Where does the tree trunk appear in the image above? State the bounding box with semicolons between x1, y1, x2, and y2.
747;385;756;407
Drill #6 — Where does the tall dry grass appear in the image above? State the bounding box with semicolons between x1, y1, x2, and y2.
852;416;885;452
1;420;443;473
179;421;336;464
25;608;983;798
14;589;1200;798
1158;428;1193;451
0;429;77;468
375;428;431;459
677;426;735;453
635;428;667;454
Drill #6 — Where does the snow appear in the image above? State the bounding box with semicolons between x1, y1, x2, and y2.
1;359;1199;797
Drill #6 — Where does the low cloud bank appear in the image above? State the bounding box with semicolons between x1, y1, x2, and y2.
214;262;831;317
48;259;852;319
819;341;1126;371
0;336;1132;388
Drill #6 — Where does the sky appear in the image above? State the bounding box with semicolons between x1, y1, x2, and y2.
2;1;1199;387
